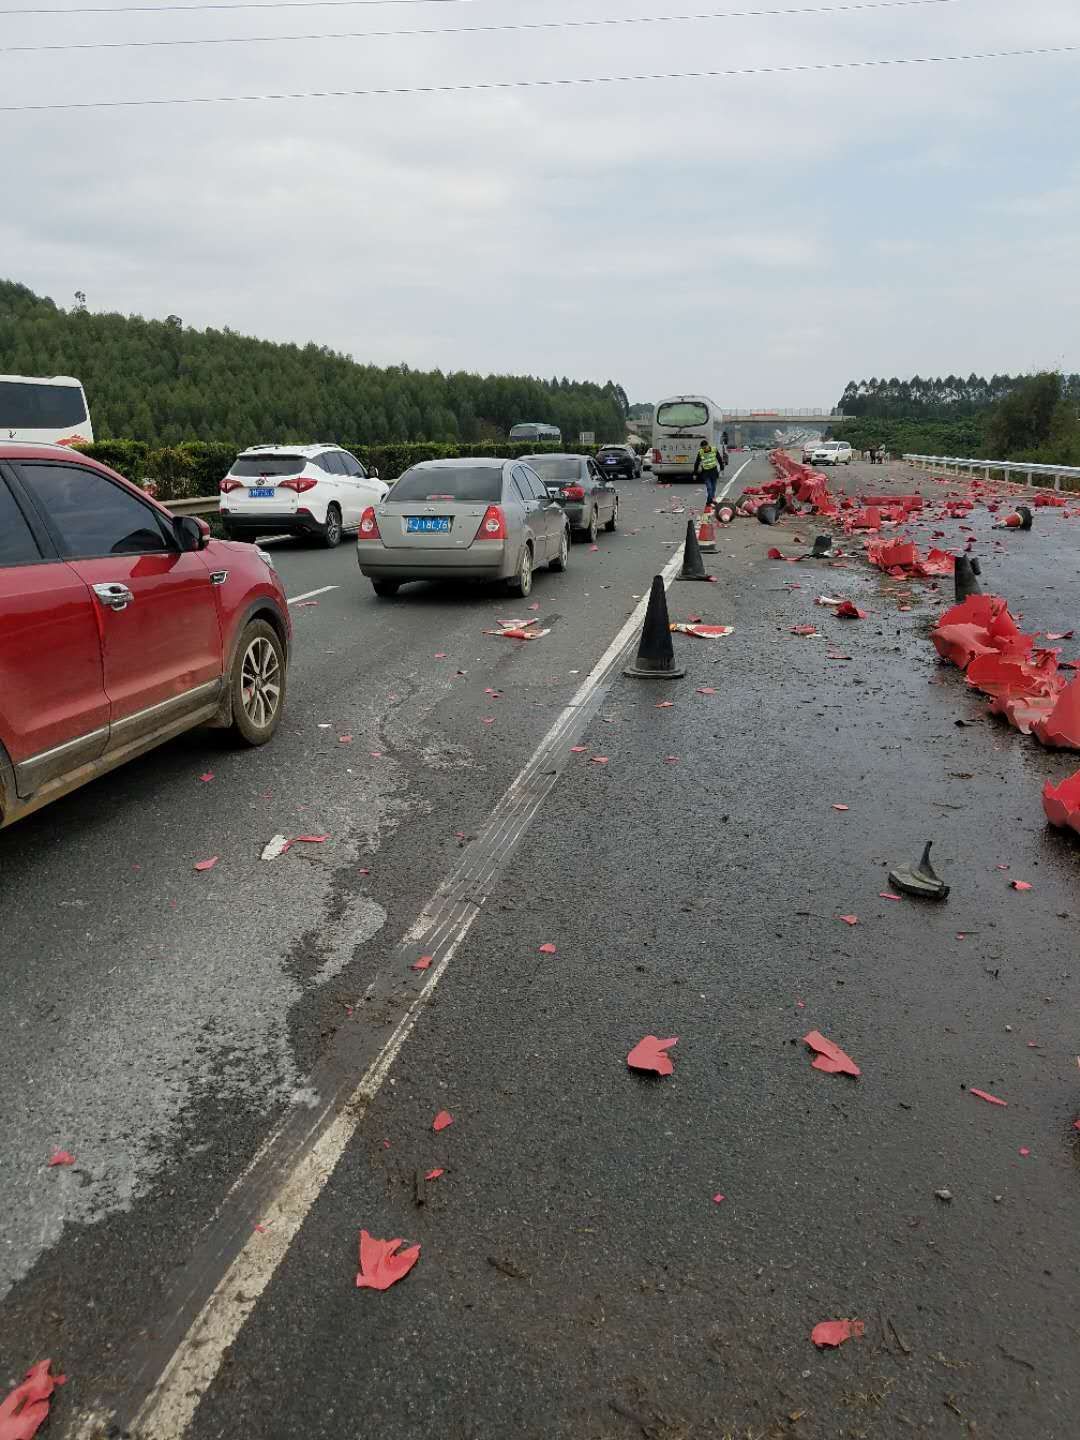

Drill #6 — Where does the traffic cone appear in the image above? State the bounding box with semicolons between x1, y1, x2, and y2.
624;576;686;678
697;510;717;552
676;519;711;581
954;554;982;602
811;534;833;558
715;500;736;525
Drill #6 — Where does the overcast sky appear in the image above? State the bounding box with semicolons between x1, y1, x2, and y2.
2;0;1077;408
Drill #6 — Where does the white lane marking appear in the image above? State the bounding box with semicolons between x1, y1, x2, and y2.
286;584;339;605
717;454;753;501
105;534;694;1440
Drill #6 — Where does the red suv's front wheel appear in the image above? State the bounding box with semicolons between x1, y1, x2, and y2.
230;620;287;745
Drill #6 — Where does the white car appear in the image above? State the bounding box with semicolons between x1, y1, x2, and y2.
219;443;387;547
810;441;853;466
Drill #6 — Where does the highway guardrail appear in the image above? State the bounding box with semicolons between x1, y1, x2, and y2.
904;454;1080;492
165;496;219;516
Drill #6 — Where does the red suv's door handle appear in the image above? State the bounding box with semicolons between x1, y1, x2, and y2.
92;582;134;612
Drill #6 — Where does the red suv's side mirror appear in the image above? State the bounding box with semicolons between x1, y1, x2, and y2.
174;514;211;552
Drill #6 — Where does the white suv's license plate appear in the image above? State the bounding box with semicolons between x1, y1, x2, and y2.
249;487;276;498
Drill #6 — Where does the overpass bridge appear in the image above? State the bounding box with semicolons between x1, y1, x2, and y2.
722;409;853;445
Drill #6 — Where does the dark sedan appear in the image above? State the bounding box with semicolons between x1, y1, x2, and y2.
595;444;641;481
520;453;618;543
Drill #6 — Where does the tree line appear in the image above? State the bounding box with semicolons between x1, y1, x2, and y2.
0;279;630;448
836;372;1080;464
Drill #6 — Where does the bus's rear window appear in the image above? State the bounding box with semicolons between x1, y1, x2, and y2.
231;455;305;477
392;467;503;503
0;381;87;429
656;401;709;428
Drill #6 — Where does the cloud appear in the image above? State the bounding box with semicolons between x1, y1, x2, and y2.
2;0;1077;404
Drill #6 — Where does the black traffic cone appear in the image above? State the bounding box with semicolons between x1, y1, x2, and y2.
625;576;686;679
1018;505;1033;530
954;554;982;602
756;504;778;526
676;518;711;581
811;534;833;558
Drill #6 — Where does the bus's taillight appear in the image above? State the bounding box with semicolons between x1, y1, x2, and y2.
651;449;660;465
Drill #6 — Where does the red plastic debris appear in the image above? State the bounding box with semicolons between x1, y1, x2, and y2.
803;1031;861;1077
879;892;902;901
291;835;329;845
432;1111;453;1132
838;914;858;926
411;955;433;972
811;1319;864;1348
193;857;218;872
831;804;849;811
970;1088;1008;1107
1042;771;1080;833
0;1360;66;1440
425;1168;444;1181
626;1035;678;1076
1034;675;1080;750
835;600;867;619
696;687;717;695
570;745;587;753
538;943;557;955
590;756;609;766
1010;880;1033;891
198;772;214;783
47;1151;75;1168
1019;1147;1030;1157
790;624;818;637
355;1231;421;1291
655;700;674;709
1046;631;1074;641
712;1193;726;1204
766;547;787;560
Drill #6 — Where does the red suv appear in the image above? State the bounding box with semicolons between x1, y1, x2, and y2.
0;444;291;829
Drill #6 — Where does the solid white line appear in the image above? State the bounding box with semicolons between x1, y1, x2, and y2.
286;584;339;604
717;453;753;501
111;530;696;1440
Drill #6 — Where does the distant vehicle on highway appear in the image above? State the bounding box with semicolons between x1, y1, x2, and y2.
0;443;290;830
810;441;853;466
509;422;562;445
651;395;726;480
521;452;618;541
356;457;570;599
801;440;820;463
219;443;386;548
595;444;641;481
0;373;93;445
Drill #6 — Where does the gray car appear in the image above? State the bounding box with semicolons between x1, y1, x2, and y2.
520;453;618;542
356;457;571;599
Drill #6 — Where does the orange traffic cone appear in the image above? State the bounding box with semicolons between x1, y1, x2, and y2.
697;510;717;552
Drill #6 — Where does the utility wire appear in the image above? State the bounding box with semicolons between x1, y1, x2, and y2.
0;0;973;57
0;0;477;16
2;43;1075;111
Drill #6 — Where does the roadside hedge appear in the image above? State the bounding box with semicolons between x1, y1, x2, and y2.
74;438;607;501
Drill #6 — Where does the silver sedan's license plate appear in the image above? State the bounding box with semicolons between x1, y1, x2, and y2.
406;516;451;533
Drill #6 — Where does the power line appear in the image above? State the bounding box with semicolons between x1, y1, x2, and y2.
0;0;475;15
2;43;1076;111
0;0;972;56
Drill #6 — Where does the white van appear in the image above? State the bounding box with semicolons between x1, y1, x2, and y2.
0;374;93;445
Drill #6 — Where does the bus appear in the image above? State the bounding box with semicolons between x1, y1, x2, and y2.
0;374;94;445
509;422;562;445
651;395;725;481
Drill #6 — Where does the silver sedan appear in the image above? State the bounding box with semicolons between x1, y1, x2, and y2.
355;457;571;599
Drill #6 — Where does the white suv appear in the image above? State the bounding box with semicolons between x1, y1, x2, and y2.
810;441;852;466
219;443;387;547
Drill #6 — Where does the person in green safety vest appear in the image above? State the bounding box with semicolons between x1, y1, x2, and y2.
692;439;722;506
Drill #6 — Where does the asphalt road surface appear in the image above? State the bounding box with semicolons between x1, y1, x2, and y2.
2;455;1078;1440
